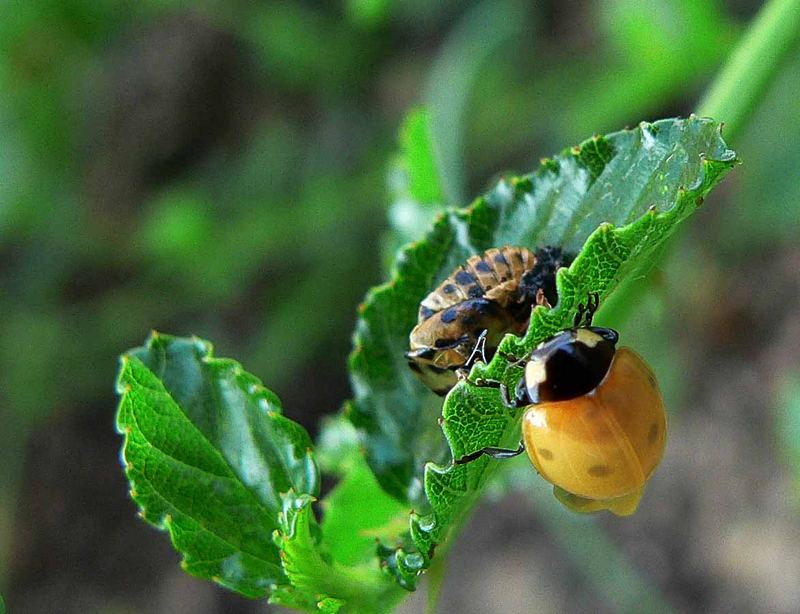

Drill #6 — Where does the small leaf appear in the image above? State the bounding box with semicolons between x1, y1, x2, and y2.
394;107;444;206
115;332;318;598
347;117;737;588
386;107;446;254
272;491;406;613
320;453;408;566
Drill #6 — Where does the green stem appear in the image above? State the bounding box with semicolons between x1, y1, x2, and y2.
696;0;800;142
602;0;800;328
425;552;447;614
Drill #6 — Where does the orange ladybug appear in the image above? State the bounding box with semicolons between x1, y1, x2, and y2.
457;318;666;516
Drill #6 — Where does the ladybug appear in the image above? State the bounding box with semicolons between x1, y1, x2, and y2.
406;246;571;395
456;295;667;516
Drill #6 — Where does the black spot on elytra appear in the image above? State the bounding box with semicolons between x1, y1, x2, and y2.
588;464;613;477
443;284;456;294
475;260;492;273
440;308;458;323
467;285;484;298
455;270;475;285
647;423;659;445
537;448;554;460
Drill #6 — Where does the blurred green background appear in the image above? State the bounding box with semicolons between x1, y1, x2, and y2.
2;0;800;612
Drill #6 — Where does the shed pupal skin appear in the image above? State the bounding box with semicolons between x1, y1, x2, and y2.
456;325;667;516
406;246;571;395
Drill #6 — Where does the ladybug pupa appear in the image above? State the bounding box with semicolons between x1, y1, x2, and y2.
458;296;667;516
406;245;571;395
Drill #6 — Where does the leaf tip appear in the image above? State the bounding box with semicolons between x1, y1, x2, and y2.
189;334;214;358
511;176;533;192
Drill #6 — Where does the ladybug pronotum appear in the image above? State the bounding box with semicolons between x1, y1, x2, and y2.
406;245;571;395
458;321;667;516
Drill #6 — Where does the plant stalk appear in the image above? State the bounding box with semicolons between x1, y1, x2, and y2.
697;0;800;142
602;0;800;329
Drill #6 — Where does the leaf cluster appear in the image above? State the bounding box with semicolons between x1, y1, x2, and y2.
115;115;736;609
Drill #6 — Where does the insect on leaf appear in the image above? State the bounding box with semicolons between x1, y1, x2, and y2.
348;117;737;588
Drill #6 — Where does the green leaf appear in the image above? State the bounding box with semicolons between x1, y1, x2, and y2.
387;107;446;246
320;453;409;567
347;117;737;588
395;107;443;206
271;490;406;614
315;415;364;476
115;332;318;598
348;225;454;506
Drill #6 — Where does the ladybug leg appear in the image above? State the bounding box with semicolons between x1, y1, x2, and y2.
497;350;527;368
471;377;528;409
587;291;600;319
574;291;600;328
454;441;525;465
500;381;529;409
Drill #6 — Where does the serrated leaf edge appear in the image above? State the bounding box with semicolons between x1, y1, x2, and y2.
116;331;316;599
378;120;738;588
